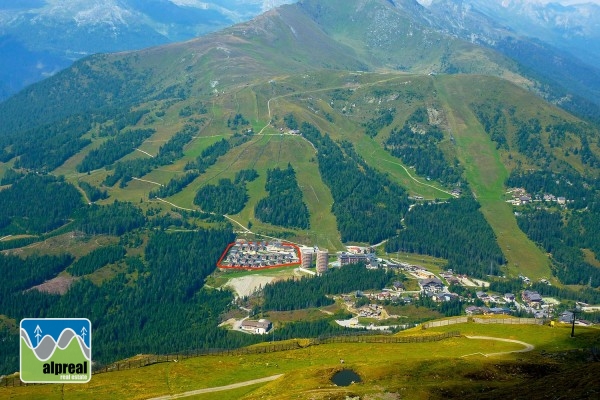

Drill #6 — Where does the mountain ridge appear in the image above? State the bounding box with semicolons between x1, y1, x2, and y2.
0;0;295;100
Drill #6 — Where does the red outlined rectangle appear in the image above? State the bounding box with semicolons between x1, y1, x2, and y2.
217;241;302;271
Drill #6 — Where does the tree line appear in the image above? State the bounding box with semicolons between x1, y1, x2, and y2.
385;196;505;278
471;101;510;150
384;107;463;185
261;263;394;311
68;245;127;276
77;128;156;173
0;174;84;234
75;201;146;236
185;134;252;172
104;124;198;187
78;181;109;202
301;122;410;243
255;164;310;229
194;179;248;215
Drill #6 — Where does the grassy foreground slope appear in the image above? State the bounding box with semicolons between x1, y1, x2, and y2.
3;322;598;399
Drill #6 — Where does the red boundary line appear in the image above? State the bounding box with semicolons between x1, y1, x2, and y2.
217;241;302;271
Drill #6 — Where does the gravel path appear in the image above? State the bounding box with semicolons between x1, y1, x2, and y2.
146;374;284;399
463;335;535;357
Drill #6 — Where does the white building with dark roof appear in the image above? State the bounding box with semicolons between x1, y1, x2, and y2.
241;319;272;334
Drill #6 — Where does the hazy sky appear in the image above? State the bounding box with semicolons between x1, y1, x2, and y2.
418;0;600;5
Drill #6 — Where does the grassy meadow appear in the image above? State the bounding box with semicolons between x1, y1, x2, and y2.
3;321;598;399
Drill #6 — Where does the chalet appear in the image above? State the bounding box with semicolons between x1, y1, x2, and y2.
559;311;574;324
446;276;460;285
522;290;543;306
475;291;491;302
419;278;444;293
241;319;272;334
392;281;405;292
433;293;459;302
465;306;490;315
520;196;532;204
465;306;482;315
504;293;516;303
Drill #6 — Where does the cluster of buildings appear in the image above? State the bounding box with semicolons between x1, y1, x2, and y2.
356;303;383;318
522;290;543;307
465;306;511;315
219;240;300;269
507;188;567;206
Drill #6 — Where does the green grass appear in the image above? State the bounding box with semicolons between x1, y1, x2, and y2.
168;133;343;250
23;70;592;278
5;322;598;400
357;136;453;200
434;76;552;280
9;233;117;259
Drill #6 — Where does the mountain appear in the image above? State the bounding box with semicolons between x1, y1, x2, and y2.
449;0;600;67
0;0;295;100
419;0;600;110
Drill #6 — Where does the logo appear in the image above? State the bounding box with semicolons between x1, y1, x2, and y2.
20;318;91;383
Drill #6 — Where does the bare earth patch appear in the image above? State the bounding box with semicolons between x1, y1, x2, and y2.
226;275;277;298
29;275;76;295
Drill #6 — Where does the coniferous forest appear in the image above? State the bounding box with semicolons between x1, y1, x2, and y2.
385;196;505;278
194;179;248;215
255;164;310;229
0;227;266;373
385;107;463;185
0;174;84;234
302;123;410;243
261;263;394;311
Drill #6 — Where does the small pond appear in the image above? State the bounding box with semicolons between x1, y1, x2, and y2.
331;369;362;386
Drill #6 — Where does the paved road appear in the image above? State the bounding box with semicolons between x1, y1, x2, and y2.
147;374;284;399
463;336;535;357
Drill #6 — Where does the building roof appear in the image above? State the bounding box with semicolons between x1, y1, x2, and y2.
241;319;272;329
419;278;443;286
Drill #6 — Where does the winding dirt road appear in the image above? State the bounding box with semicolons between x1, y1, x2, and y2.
462;336;535;358
146;374;284;399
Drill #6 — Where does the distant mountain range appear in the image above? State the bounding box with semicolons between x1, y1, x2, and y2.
423;0;600;67
0;0;294;100
418;0;600;109
2;0;600;102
